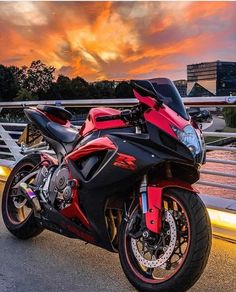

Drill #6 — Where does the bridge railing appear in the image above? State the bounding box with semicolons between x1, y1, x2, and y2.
1;96;236;241
1;96;236;184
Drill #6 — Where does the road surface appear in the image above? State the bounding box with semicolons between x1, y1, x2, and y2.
204;115;225;132
0;185;235;292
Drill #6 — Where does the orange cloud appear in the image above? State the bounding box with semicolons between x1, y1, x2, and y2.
184;2;229;22
0;1;235;81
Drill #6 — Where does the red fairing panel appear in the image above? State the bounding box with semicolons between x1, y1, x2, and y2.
66;136;117;161
60;178;91;229
79;108;126;137
133;90;158;109
133;90;189;138
145;179;198;234
144;107;189;138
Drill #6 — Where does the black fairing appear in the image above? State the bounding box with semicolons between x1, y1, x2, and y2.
69;129;197;251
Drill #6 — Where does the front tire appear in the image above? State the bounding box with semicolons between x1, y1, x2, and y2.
2;154;44;239
119;189;212;291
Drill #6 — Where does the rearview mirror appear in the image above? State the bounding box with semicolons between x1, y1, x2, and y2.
188;108;212;123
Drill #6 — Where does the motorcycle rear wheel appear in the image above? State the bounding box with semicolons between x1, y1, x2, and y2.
119;188;212;292
1;154;44;239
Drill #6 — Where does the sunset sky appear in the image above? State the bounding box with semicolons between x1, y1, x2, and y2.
0;1;235;81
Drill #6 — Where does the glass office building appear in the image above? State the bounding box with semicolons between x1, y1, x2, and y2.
173;79;187;97
187;61;236;96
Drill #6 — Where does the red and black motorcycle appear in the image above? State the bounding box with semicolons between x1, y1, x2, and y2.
2;78;212;291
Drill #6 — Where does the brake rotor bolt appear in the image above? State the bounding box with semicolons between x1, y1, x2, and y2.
143;231;149;238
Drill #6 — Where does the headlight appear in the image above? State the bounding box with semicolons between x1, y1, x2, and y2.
171;125;203;159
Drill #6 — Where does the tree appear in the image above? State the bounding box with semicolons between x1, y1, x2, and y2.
23;60;55;94
8;66;25;88
115;81;134;99
71;76;89;99
91;80;116;99
0;64;19;101
56;75;73;99
14;88;36;101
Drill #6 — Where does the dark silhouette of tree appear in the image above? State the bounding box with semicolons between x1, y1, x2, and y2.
92;80;116;99
0;64;19;101
71;76;89;99
88;83;100;99
115;81;134;99
56;75;73;99
0;60;133;101
18;60;56;99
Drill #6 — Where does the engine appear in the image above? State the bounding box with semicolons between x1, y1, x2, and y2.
49;165;73;209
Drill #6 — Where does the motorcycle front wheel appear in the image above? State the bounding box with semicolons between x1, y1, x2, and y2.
119;188;212;292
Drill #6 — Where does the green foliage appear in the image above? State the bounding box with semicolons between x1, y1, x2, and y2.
14;88;37;101
223;108;236;127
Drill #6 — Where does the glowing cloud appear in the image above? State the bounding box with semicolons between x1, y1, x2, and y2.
0;1;235;81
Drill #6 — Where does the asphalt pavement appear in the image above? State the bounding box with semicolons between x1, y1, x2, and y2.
0;185;235;292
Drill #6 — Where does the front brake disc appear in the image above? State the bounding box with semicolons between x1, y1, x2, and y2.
131;210;177;268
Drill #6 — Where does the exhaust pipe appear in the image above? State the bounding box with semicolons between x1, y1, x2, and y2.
19;183;41;213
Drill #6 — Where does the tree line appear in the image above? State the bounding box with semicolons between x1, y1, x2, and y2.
0;60;131;102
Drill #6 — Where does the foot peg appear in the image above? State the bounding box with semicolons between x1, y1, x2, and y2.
19;183;41;213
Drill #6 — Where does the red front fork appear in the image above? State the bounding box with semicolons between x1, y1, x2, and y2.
141;179;198;234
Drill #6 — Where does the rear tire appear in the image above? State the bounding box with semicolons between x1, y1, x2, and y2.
119;189;212;291
2;154;44;239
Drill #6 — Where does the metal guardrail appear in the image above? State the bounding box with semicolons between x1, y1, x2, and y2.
0;98;236;191
0;98;235;241
0;96;235;108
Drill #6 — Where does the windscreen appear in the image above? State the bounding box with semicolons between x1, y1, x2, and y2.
148;78;189;120
131;78;189;120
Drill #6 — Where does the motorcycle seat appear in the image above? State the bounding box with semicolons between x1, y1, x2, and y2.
47;121;79;144
37;105;72;121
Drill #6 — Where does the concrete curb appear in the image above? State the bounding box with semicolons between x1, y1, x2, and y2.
200;194;236;242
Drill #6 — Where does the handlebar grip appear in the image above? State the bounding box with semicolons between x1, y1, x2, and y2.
96;114;121;122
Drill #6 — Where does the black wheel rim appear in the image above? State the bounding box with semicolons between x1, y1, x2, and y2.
6;164;35;225
124;193;191;284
